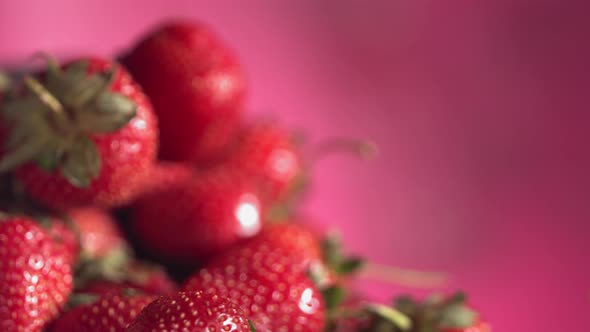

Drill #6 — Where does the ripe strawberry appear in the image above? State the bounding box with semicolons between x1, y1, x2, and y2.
225;122;302;202
183;244;326;332
68;207;126;260
224;122;376;205
0;56;158;209
49;289;154;332
131;164;265;266
45;216;79;266
82;261;177;296
248;222;322;265
123;20;246;163
127;290;251;332
0;216;73;331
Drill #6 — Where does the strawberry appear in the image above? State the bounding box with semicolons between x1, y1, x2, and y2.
225;122;302;202
0;216;73;331
45;216;79;266
127;290;251;332
0;56;158;209
123;20;246;164
183;244;326;332
67;207;126;261
82;261;177;296
224;122;377;206
248;222;322;266
49;289;154;332
131;164;265;266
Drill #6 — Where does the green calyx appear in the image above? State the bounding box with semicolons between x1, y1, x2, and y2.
321;233;365;278
392;292;478;332
0;58;137;187
248;320;257;332
74;245;133;290
0;71;12;93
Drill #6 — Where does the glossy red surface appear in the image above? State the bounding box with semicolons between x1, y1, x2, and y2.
1;1;588;330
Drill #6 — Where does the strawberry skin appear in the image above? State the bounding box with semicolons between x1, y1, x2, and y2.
49;290;154;332
83;261;177;296
5;57;158;209
183;244;326;332
248;222;322;266
131;164;265;266
0;216;73;332
68;207;126;260
123;20;246;163
226;122;302;201
127;290;251;332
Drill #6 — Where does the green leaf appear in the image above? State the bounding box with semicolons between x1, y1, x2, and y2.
446;292;467;306
248;320;257;332
36;150;59;171
366;303;412;331
67;293;98;308
78;92;137;133
60;136;101;188
438;304;477;329
322;285;345;311
321;234;342;268
337;257;365;275
62;69;113;109
0;70;12;92
394;295;417;315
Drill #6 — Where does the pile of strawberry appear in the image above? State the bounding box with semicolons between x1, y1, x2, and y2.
0;20;491;332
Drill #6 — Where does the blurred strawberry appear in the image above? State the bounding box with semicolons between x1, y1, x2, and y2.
183;242;326;332
49;289;154;332
0;215;73;331
0;56;158;209
123;20;245;164
45;216;79;266
225;122;302;202
68;207;126;260
224;121;377;207
82;261;176;296
127;291;251;332
131;164;265;266
249;222;322;265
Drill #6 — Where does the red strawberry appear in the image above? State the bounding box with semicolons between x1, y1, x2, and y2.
135;161;193;197
127;290;251;332
131;164;265;266
123;20;246;164
68;207;126;260
0;216;73;331
45;216;79;266
0;56;158;209
224;122;376;205
49;289;154;332
183;244;326;332
83;261;177;296
225;122;302;202
248;222;322;266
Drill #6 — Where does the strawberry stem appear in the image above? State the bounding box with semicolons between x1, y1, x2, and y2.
23;75;66;117
0;71;11;93
310;138;378;164
359;262;449;288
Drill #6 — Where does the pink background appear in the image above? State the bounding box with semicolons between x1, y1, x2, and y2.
1;1;589;330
